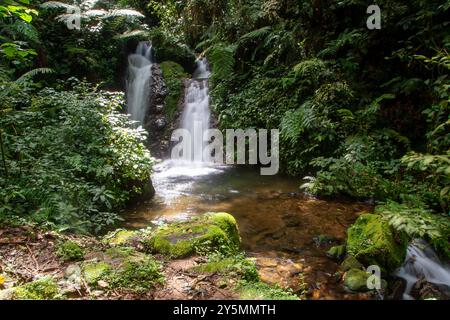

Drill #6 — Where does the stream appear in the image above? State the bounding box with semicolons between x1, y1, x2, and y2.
123;160;372;299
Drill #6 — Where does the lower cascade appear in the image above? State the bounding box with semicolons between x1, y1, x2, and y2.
126;42;153;126
396;239;450;299
178;58;211;164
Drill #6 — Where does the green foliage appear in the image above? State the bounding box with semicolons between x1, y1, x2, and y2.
56;240;85;261
195;253;259;282
13;277;62;300
146;212;241;258
160;61;188;121
377;201;450;259
0;79;154;233
346;213;408;272
237;281;298;300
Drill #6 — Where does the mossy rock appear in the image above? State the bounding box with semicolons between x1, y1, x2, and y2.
343;269;370;292
327;245;346;261
83;261;111;285
102;229;137;246
340;255;364;272
56;240;85;261
82;247;164;291
346;214;407;271
146;212;241;258
160;61;188;121
12;277;62;300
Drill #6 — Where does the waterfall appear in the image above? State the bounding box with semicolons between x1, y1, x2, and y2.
126;42;153;126
396;239;450;299
179;58;211;163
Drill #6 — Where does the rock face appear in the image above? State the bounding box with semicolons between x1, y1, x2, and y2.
142;62;189;159
346;214;408;272
143;64;169;158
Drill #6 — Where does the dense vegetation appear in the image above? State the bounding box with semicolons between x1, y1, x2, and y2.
0;0;449;259
147;0;450;256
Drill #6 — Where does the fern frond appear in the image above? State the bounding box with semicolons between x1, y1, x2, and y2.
114;29;148;40
103;9;144;19
41;1;78;11
207;43;236;80
239;26;272;43
15;68;55;83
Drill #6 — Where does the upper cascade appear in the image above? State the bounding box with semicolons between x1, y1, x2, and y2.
126;41;153;126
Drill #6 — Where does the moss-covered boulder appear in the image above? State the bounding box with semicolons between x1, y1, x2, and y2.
340;255;364;272
102;229;138;246
11;277;62;300
327;245;346;261
145;212;241;258
81;247;164;292
343;269;370;292
346;214;407;271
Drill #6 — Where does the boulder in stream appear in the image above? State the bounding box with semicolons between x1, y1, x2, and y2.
346;214;408;272
145;212;241;258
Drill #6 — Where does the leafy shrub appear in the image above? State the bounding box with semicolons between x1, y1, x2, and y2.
377;201;450;259
0;79;154;233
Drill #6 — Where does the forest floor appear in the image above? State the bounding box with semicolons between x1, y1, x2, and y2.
0;225;240;300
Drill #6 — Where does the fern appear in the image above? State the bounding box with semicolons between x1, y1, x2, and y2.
15;68;55;83
377;201;450;258
238;26;272;43
207;43;236;81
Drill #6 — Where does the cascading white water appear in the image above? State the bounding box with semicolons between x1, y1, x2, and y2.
126;42;153;126
396;239;450;299
179;58;211;163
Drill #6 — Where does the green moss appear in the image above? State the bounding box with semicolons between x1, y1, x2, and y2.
160;61;188;121
194;253;259;282
13;277;62;300
340;255;363;272
237;281;298;300
346;214;407;271
56;240;85;261
82;247;164;292
146;212;241;258
103;229;137;246
106;256;164;292
83;261;111;285
343;269;370;292
327;245;346;261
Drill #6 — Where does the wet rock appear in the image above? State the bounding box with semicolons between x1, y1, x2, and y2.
155;117;166;129
343;269;370;292
411;277;450;300
340;256;364;272
386;276;407;300
346;214;408;271
313;234;337;247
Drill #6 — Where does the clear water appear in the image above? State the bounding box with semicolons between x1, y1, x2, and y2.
396;239;450;299
124;161;373;299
